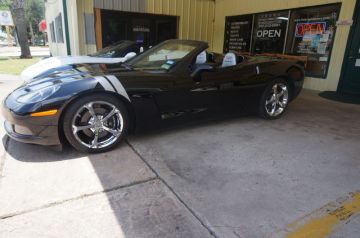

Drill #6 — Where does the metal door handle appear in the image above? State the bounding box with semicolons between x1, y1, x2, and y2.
191;87;217;92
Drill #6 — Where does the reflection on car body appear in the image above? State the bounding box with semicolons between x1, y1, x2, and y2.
21;40;142;82
2;39;304;153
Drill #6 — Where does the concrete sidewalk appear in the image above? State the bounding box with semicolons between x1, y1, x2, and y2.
127;90;360;238
0;74;21;81
1;75;360;238
0;180;211;238
0;46;50;58
0;76;213;238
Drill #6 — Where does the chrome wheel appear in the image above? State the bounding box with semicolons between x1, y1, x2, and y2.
265;83;289;117
71;101;123;149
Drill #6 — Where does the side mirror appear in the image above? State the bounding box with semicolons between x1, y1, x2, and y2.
123;52;137;62
191;64;214;80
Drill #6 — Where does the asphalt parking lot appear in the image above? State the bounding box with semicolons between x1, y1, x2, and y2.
1;77;360;238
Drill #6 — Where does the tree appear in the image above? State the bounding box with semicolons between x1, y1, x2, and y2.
25;0;44;45
25;0;44;36
12;0;31;58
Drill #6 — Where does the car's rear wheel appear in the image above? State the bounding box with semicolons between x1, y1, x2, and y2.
258;79;289;120
63;94;129;153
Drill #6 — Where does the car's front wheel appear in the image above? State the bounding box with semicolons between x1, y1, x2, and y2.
258;79;290;119
63;94;129;153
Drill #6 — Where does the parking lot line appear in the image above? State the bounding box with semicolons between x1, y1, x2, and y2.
274;191;360;238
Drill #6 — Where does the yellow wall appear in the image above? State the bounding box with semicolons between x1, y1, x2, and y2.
145;0;215;48
213;0;357;91
77;0;97;55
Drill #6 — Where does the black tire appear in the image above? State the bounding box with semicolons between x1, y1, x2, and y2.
258;78;290;120
63;94;129;153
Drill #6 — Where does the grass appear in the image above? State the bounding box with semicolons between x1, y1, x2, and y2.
0;58;41;75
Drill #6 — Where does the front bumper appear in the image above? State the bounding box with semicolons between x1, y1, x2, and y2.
2;105;61;146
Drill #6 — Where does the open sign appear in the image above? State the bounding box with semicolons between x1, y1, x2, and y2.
256;29;282;38
295;22;327;37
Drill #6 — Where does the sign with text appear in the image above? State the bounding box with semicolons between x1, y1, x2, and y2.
223;15;253;53
292;16;335;55
252;11;288;54
0;11;14;26
295;22;327;37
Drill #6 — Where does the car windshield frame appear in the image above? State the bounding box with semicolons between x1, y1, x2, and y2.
89;41;136;58
127;40;203;71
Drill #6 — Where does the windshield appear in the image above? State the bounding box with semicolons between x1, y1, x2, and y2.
128;41;196;70
90;41;136;58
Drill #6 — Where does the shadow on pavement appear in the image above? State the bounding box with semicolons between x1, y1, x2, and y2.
3;113;253;163
0;116;218;237
2;135;81;162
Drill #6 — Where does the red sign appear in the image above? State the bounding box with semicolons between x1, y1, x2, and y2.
295;22;326;37
39;19;46;32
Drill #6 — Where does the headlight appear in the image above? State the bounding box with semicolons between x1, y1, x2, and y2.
17;85;61;103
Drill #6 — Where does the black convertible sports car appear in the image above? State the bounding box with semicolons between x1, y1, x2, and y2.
2;40;304;153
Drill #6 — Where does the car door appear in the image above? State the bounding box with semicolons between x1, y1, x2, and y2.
148;74;213;120
146;43;218;119
196;63;259;113
124;40;225;121
153;68;255;120
154;58;259;119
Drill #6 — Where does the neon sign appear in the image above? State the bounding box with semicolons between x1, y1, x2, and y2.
295;22;327;37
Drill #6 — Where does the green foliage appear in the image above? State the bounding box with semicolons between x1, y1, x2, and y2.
0;57;40;75
0;0;12;10
0;0;44;38
25;0;44;37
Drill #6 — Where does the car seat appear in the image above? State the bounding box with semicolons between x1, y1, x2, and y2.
196;51;207;64
222;52;246;68
222;52;237;68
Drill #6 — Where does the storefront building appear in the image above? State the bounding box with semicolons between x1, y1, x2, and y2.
45;0;359;94
45;0;215;56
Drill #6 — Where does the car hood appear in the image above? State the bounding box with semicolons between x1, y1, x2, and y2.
21;54;135;82
19;65;94;90
4;67;99;114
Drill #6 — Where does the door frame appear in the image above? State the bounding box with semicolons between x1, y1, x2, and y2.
337;0;360;94
94;8;102;50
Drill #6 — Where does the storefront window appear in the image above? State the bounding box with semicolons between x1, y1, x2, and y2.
132;18;150;45
101;10;177;49
252;11;289;54
285;5;340;78
223;3;341;78
223;15;253;53
55;14;64;43
49;22;56;43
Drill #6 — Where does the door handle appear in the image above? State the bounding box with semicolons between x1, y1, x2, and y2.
191;87;218;92
131;93;153;99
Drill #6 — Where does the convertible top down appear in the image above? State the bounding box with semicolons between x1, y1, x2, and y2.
2;39;304;153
